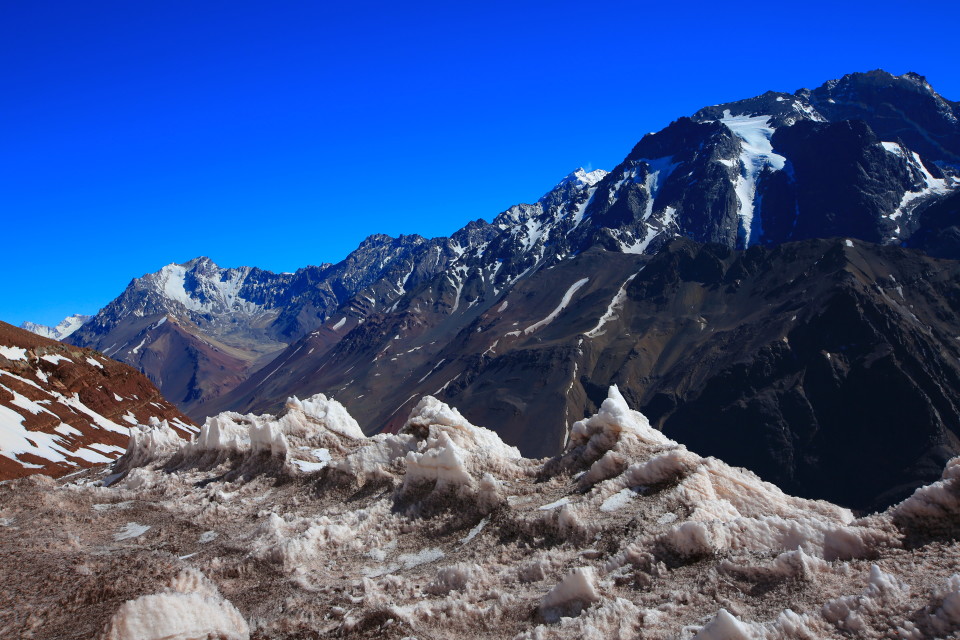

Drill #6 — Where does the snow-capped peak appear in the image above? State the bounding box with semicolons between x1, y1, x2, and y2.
138;258;274;317
154;262;205;312
560;168;608;189
20;314;92;341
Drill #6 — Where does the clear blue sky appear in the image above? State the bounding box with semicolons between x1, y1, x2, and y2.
2;0;958;326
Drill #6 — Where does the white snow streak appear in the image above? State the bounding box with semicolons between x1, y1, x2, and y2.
417;359;447;384
585;270;643;338
524;278;589;335
719;111;786;246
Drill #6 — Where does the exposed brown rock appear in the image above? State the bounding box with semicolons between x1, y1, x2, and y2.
0;321;195;481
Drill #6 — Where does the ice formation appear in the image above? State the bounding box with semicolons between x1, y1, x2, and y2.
282;393;365;440
104;569;249;640
3;387;960;639
113;417;184;473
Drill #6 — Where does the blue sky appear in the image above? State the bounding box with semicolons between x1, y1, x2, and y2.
2;0;958;327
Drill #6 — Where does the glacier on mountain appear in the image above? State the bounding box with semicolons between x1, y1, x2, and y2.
717;111;788;246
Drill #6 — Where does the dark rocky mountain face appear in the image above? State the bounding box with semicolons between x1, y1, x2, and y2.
533;70;960;265
806;70;960;164
213;238;960;511
573;118;743;251
906;190;960;259
66;69;960;511
66;231;498;416
624;239;960;511
0;321;194;480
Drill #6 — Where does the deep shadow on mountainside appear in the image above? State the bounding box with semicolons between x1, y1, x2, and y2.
633;239;960;512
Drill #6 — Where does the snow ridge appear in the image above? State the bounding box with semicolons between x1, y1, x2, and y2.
20;314;91;341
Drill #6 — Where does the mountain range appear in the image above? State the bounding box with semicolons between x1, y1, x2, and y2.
21;69;960;510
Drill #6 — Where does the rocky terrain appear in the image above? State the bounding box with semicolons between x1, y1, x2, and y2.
5;389;960;639
210;237;960;512
0;321;195;480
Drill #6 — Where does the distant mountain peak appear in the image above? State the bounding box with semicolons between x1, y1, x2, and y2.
358;233;396;247
20;314;91;341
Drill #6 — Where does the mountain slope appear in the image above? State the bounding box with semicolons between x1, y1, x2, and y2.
67;226;504;416
0;321;195;480
213;238;960;511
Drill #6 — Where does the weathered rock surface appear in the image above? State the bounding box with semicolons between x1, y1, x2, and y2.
0;321;195;480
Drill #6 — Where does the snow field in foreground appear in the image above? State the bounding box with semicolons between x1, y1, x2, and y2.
4;386;960;639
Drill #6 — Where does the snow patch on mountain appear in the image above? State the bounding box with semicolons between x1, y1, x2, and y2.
524;278;589;335
718;111;787;246
881;141;957;232
157;263;205;312
585;270;642;338
0;346;27;361
0;368;137;468
559;168;608;189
